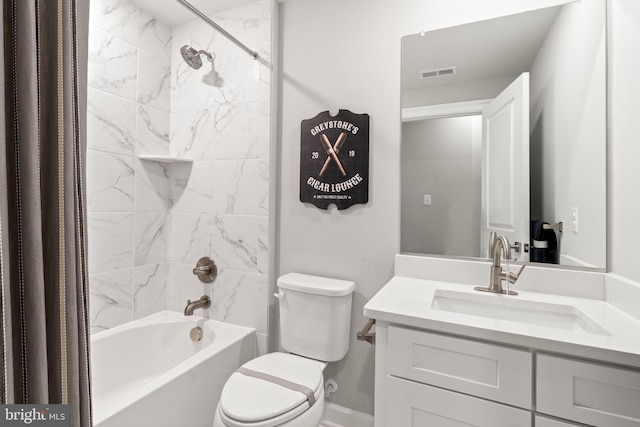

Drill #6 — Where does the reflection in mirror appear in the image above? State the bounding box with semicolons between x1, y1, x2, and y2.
400;0;606;269
402;115;482;258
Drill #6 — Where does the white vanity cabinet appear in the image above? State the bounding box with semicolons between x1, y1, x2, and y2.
365;260;640;427
388;326;532;408
537;354;640;426
387;377;531;426
534;416;581;427
385;326;531;426
377;324;640;427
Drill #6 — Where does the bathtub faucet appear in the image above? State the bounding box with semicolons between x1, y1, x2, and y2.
184;295;211;316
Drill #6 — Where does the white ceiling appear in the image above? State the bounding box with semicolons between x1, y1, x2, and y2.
130;0;259;26
402;6;561;92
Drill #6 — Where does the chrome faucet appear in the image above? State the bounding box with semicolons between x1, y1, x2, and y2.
184;295;211;316
475;235;524;295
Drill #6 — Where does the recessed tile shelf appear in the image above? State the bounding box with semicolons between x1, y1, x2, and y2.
138;154;193;164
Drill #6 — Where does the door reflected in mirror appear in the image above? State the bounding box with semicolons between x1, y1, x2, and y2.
400;0;606;269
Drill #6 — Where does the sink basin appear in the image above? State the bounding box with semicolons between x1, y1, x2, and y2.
431;290;610;335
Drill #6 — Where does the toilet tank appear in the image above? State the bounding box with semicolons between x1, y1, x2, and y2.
277;273;355;362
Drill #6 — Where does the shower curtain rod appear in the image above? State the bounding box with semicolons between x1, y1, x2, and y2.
175;0;259;59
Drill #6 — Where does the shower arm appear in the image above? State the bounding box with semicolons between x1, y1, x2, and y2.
198;50;215;62
175;0;259;60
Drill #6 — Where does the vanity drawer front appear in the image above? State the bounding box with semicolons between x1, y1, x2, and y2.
387;326;532;409
535;415;586;427
537;354;640;427
387;376;532;426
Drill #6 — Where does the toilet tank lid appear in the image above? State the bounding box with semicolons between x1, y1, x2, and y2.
277;273;355;297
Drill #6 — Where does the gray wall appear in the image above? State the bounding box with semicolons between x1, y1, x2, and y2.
401;116;482;257
610;0;640;282
277;0;400;414
277;0;576;415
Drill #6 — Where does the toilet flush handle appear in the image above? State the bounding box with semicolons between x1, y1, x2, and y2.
273;292;285;300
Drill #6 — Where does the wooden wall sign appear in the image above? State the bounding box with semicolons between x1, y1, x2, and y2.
300;110;370;210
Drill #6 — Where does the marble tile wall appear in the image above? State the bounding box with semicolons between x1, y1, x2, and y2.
88;0;172;334
86;0;271;346
169;0;271;350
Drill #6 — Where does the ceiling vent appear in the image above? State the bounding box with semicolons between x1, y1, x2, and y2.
419;66;457;79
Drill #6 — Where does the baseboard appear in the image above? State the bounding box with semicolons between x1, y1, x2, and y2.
320;402;374;427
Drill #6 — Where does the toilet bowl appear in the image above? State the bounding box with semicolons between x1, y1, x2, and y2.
213;353;326;427
213;273;354;427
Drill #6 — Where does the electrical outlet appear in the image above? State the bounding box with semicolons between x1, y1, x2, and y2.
572;207;579;234
423;195;432;206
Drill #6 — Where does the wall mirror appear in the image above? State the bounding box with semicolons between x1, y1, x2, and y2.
400;0;607;269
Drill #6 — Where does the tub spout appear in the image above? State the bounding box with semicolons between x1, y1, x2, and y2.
184;295;211;316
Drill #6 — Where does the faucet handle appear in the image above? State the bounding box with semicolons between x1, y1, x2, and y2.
506;264;525;284
192;257;217;283
193;265;211;275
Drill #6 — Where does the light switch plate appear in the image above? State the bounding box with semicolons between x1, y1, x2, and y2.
423;195;432;206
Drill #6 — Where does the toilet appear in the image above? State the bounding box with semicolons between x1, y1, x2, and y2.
213;273;355;427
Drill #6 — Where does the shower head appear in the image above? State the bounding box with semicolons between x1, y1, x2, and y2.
180;45;215;70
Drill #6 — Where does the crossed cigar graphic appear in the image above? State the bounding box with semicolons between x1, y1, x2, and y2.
318;132;347;177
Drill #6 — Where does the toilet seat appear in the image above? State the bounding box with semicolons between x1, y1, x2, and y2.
219;353;325;427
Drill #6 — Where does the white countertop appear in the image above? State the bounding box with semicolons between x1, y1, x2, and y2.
364;275;640;368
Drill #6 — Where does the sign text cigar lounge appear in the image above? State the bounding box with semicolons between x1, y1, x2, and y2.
299;110;370;210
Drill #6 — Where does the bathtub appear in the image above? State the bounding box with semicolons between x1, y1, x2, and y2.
91;310;256;427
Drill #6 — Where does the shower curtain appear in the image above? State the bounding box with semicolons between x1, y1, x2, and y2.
0;1;92;426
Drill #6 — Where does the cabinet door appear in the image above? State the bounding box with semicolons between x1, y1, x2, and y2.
535;415;586;427
387;376;531;427
537;354;640;426
388;326;532;409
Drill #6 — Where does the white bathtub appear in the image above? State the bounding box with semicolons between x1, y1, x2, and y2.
91;310;256;427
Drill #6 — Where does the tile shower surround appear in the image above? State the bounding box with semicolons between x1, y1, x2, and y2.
86;0;271;346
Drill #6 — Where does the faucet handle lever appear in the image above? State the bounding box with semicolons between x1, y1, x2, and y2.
192;257;217;283
193;265;211;275
507;264;525;284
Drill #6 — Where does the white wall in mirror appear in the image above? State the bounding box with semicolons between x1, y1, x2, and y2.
529;0;606;267
402;7;558;108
